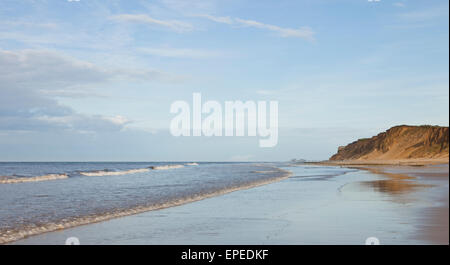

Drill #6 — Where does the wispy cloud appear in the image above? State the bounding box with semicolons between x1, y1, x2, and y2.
0;49;178;88
388;4;449;29
0;20;58;29
39;89;107;99
110;14;194;32
196;14;314;40
194;14;233;24
138;47;221;59
393;2;405;8
398;6;449;21
235;18;314;40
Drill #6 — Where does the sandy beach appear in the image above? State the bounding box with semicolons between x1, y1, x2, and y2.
11;163;449;245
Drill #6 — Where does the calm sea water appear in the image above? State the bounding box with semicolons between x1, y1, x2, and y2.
0;162;289;243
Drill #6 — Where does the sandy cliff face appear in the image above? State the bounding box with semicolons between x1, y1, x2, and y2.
330;125;449;161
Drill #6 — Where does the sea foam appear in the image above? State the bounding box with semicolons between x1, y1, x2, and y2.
79;168;150;176
0;174;68;184
149;164;184;170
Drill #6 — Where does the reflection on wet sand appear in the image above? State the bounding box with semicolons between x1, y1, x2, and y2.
338;164;448;244
359;168;432;195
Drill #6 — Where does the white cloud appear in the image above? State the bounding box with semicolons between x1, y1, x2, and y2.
39;89;106;99
197;14;314;40
193;14;233;24
103;115;130;126
138;47;221;58
110;14;194;32
0;49;180;132
0;49;181;89
0;20;58;29
34;114;131;132
235;18;314;40
0;83;129;132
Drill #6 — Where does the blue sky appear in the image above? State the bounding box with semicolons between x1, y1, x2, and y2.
0;0;448;161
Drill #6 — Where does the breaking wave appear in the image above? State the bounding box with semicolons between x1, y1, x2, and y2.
0;164;187;184
78;164;185;176
185;162;199;166
0;174;68;184
149;164;184;170
79;168;150;176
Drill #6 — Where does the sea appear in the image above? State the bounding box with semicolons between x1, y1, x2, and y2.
0;162;290;243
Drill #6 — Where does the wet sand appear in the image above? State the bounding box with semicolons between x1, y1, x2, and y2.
11;164;449;245
363;164;449;244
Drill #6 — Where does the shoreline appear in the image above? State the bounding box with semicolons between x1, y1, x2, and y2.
11;163;448;245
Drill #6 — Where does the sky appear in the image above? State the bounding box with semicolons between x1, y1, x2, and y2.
0;0;448;161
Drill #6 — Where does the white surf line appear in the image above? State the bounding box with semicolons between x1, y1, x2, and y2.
79;164;186;177
79;168;150;176
0;174;69;184
149;164;185;170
